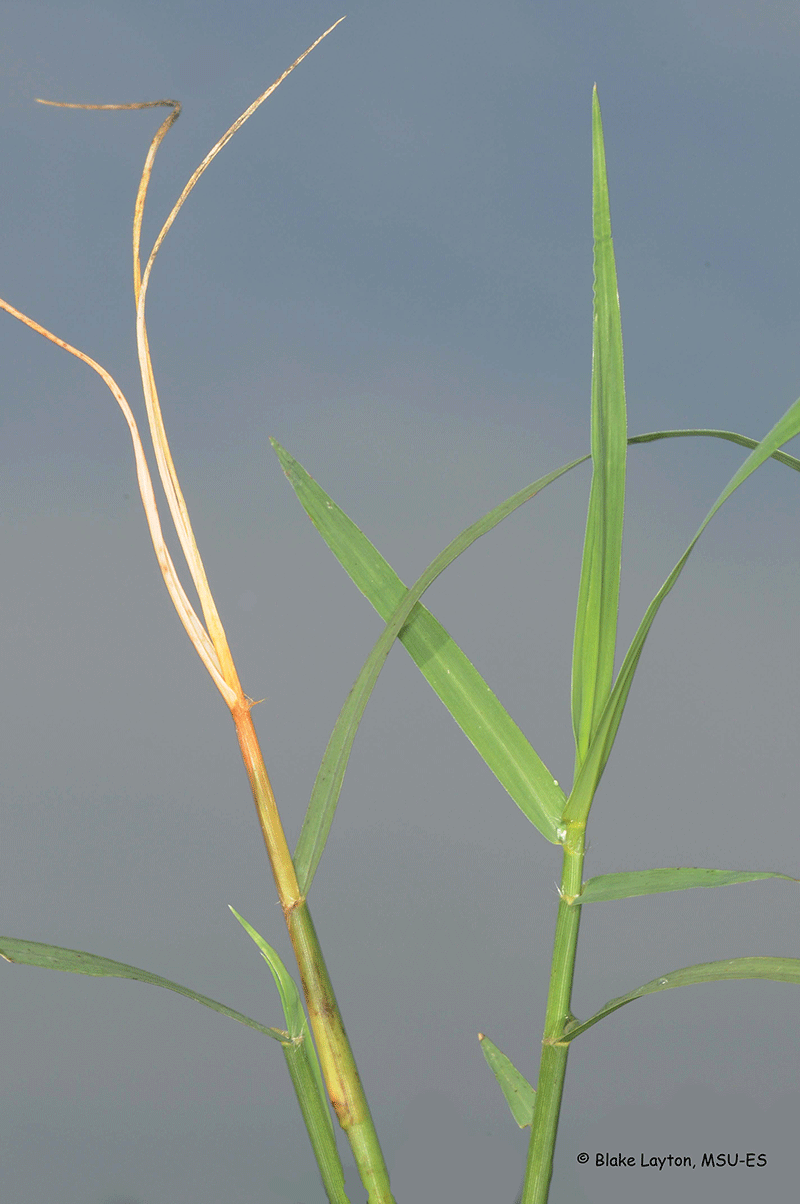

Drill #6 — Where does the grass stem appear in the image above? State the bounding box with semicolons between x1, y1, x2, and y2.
521;822;585;1202
231;699;395;1203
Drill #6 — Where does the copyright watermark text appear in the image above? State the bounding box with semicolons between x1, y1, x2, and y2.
575;1151;767;1169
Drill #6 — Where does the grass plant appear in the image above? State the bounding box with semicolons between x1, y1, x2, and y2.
2;21;800;1204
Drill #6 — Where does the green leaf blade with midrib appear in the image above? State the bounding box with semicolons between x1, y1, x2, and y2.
0;935;287;1042
272;438;571;874
571;86;628;775
478;1032;536;1129
575;866;799;904
562;957;800;1043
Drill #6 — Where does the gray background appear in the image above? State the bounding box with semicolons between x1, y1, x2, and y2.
2;2;799;1202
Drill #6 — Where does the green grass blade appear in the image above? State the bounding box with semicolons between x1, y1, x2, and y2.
0;934;287;1041
272;439;576;876
575;867;799;904
229;906;309;1040
562;394;800;826
478;1032;536;1129
562;957;800;1043
629;427;800;470
571;86;628;775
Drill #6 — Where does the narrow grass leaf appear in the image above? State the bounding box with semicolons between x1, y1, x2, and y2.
561;957;800;1043
478;1032;536;1129
629;427;800;470
0;935;287;1041
562;393;800;826
571;86;627;774
271;438;574;874
575;867;799;904
228;906;310;1041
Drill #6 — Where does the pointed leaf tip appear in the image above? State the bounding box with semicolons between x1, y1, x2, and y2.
479;1033;536;1129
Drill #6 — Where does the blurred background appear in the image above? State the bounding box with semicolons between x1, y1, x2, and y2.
1;2;799;1201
